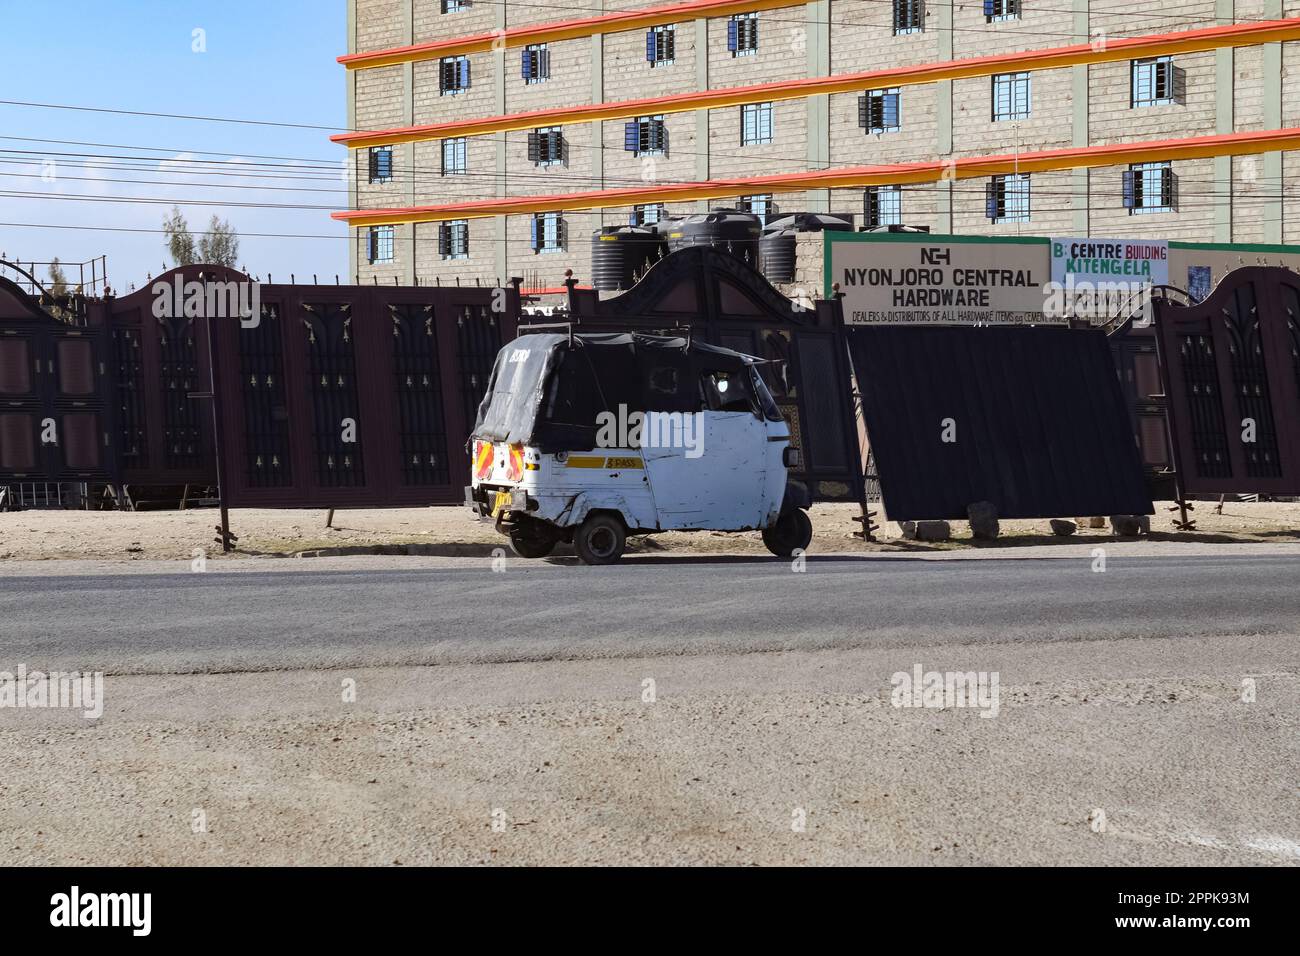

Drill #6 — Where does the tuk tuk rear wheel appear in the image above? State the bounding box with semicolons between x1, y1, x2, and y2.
762;508;812;557
574;514;626;566
509;526;558;559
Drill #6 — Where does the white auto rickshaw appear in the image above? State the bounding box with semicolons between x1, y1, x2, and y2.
465;331;813;565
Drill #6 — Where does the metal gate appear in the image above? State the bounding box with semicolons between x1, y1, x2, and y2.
1153;266;1300;497
0;275;117;503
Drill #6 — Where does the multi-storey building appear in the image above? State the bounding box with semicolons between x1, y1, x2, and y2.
335;0;1300;291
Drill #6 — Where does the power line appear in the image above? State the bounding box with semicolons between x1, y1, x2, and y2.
0;99;344;132
0;170;349;194
0;191;337;212
7;134;1297;220
0;135;342;166
12;129;1297;201
0;221;348;240
10;175;1300;238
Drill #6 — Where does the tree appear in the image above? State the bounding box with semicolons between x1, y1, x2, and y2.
163;206;197;266
47;257;69;297
198;215;240;268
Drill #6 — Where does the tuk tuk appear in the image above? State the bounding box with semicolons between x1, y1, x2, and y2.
465;332;812;565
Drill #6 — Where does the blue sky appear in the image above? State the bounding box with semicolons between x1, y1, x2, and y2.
1;0;349;291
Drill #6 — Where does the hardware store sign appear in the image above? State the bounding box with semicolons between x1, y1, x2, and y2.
830;235;1051;325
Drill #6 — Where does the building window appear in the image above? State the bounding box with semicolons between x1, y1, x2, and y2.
992;71;1031;121
368;146;393;184
366;225;395;263
624;115;668;156
631;203;666;226
439;56;470;96
864;185;903;228
440;0;469;12
728;13;758;56
893;0;924;35
984;0;1019;22
521;43;550;84
1124;162;1176;214
985;174;1030;223
438;220;470;260
738;194;775;226
528;127;565;166
531;212;565;253
646;24;676;66
441;137;467;176
741;102;773;146
1131;56;1183;107
858;88;901;134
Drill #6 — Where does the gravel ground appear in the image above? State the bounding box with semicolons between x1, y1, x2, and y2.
1;500;1296;562
2;633;1296;866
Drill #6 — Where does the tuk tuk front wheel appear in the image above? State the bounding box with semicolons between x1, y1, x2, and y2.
762;508;812;558
574;513;626;566
509;525;558;559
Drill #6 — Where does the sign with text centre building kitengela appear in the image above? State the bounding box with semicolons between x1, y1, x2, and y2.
828;233;1052;326
1049;236;1169;323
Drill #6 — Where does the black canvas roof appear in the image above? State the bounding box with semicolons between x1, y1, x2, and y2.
473;332;757;449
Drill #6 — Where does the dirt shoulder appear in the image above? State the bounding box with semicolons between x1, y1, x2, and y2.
0;500;1296;563
2;634;1296;865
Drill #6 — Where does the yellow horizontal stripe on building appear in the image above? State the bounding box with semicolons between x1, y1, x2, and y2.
340;0;804;70
333;127;1300;227
335;19;1300;151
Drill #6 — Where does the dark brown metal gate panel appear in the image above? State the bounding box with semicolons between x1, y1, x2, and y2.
1107;321;1175;499
202;272;520;509
1153;266;1300;496
0;276;117;487
83;267;519;507
99;291;216;488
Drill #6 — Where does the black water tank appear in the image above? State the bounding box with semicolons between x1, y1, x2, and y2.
590;225;665;291
656;210;762;269
764;211;854;233
861;223;931;233
758;228;798;284
758;212;854;284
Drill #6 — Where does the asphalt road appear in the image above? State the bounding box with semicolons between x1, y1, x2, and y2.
4;552;1298;866
3;552;1297;674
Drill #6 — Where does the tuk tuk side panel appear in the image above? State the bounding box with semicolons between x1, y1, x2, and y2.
537;448;659;531
640;411;770;531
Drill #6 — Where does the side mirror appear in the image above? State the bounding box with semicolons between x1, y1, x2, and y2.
783;447;802;469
